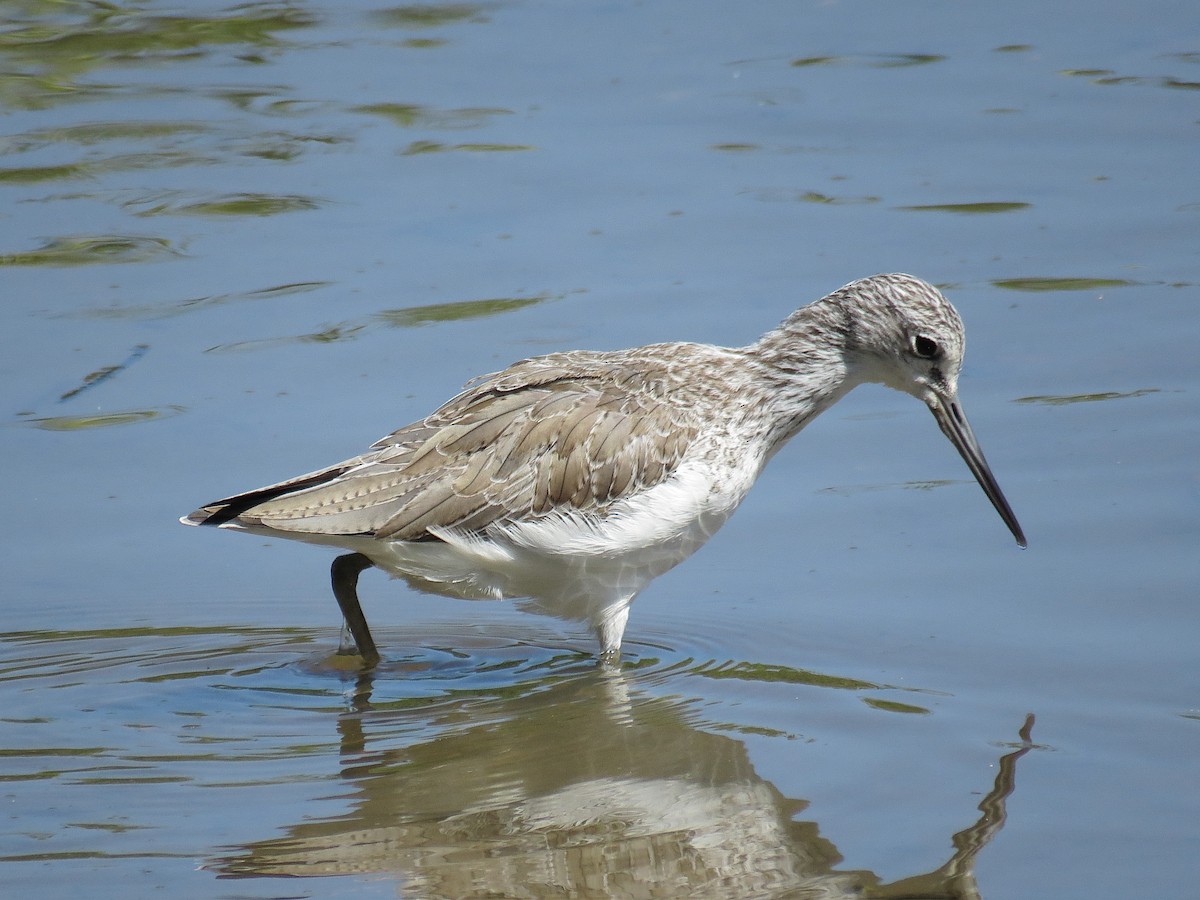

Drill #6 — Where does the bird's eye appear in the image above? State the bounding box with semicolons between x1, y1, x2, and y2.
913;335;939;359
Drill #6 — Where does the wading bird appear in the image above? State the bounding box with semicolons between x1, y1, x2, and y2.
183;274;1025;666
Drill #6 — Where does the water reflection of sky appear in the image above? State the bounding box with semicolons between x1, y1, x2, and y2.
2;2;1197;898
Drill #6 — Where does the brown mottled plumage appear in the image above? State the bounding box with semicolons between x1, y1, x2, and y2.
188;351;711;538
184;274;1025;666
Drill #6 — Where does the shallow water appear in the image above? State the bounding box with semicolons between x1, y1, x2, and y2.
3;1;1198;897
3;620;1039;898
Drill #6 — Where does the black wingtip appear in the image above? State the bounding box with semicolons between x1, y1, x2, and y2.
181;464;355;529
192;504;243;527
180;505;239;527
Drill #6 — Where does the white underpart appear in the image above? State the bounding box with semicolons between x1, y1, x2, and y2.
362;453;763;653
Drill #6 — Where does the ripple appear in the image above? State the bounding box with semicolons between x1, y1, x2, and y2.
297;625;599;686
1060;67;1200;91
202;291;567;351
352;102;513;129
816;478;960;496
57;343;150;402
0;618;887;713
0;234;182;266
135;192;325;217
991;276;1136;291
204;323;366;352
54;280;331;321
21;406;186;431
0;5;317;60
790;53;946;68
862;697;932;714
370;4;493;29
899;201;1030;214
743;187;881;204
688;659;878;689
400;139;536;154
1014;388;1160;406
1;120;209;149
374;293;557;327
0;161;92;183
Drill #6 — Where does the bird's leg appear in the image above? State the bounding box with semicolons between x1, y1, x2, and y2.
331;552;379;666
594;601;631;666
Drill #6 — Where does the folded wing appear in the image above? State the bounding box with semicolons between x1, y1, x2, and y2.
185;352;699;542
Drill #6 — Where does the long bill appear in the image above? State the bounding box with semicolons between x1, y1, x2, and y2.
927;391;1027;548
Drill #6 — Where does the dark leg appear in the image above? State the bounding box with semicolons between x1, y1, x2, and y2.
331;552;379;666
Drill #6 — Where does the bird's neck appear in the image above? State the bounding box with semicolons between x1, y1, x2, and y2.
743;299;861;453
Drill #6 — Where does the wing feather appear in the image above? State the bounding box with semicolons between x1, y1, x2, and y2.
187;349;706;541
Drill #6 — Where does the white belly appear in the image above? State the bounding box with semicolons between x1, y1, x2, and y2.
362;456;758;643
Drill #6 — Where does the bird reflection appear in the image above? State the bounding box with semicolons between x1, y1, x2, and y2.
211;662;1036;899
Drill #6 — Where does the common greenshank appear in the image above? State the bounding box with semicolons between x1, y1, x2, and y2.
183;274;1025;665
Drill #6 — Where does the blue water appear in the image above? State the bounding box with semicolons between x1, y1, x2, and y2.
2;1;1197;897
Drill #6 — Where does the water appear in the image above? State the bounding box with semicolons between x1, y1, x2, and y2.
2;1;1197;897
3;621;1036;898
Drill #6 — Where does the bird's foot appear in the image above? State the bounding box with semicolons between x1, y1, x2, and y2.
597;646;622;668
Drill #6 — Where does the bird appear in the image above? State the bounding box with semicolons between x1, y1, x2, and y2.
183;273;1025;667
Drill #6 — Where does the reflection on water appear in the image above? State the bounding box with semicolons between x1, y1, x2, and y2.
195;290;565;353
0;625;1034;897
352;102;514;129
22;405;186;431
990;276;1137;292
0;5;317;112
136;192;325;217
0;234;181;266
899;202;1031;214
212;651;1034;898
56;343;150;402
51;280;332;321
1014;388;1160;406
789;53;947;69
217;667;826;896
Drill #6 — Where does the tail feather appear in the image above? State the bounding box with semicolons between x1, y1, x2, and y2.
182;464;354;527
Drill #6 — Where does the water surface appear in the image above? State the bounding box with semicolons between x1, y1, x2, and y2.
3;1;1197;897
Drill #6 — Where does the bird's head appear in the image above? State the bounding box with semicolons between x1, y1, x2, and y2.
832;274;1026;548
